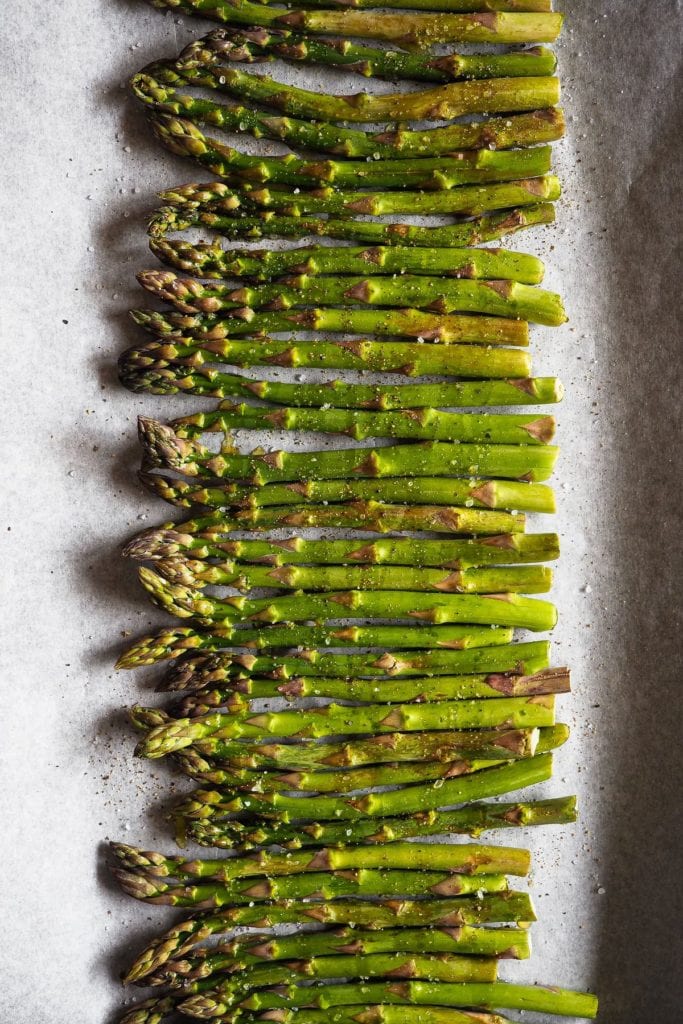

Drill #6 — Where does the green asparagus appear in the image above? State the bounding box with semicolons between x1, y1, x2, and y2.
124;889;536;983
158;640;551;688
121;336;534;379
126;526;559;569
169;401;556;444
138;269;566;326
178;26;557;84
153;558;553;595
138;422;559;483
182;978;597;1019
188;794;576;850
137;67;565;159
139;567;559;628
134;474;556;514
152;175;563;219
151;114;554;189
146;2;565;48
150;238;545;285
148;202;557;247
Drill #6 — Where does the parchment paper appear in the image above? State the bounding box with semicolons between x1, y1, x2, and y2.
1;1;681;1021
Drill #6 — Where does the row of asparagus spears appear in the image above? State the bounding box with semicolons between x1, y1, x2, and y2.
111;3;598;1021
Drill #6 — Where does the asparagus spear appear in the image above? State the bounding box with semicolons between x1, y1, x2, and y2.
131;305;531;346
116;624;518;670
189;795;576;850
182;27;557;84
216;0;557;13
154;558;553;595
149;925;531;986
167;673;569;722
175;751;499;787
173;725;567;786
126;527;559;570
122;337;533;381
117;623;517;669
170;762;555;822
138;269;566;327
151;175;563;220
138;693;556;749
133;306;531;349
184;725;549;769
150;238;545;285
169;402;557;445
139;568;559;628
228;1011;519;1024
150;114;553;190
148;202;557;247
118;997;178;1024
141;492;530;534
124;891;536;983
146;2;565;47
137;67;565;159
113;839;529;880
184;979;597;1019
138;422;559;483
123;361;561;405
134;474;556;514
146;952;497;993
115;866;511;909
163;870;507;909
146;953;502;999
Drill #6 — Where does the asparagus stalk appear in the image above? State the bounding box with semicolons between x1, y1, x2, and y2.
150;114;553;190
185;725;550;770
138;422;559;483
150;238;545;285
146;953;497;994
184;979;597;1019
134;474;556;515
118;997;178;1024
214;0;557;13
139;567;559;628
124;890;536;983
118;999;515;1024
152;175;563;219
154;558;553;595
189;795;576;850
139;269;566;327
170;761;554;823
121;336;533;379
176;751;499;787
147;953;502;999
123;360;561;407
115;866;512;909
227;1011;519;1024
173;725;567;786
168;672;569;721
149;926;531;988
148;202;557;248
179;27;557;84
129;638;545;684
137;67;565;159
141;492;530;534
169;402;557;445
146;1;565;46
139;687;557;750
133;306;530;348
170;756;557;830
126;527;559;570
113;839;529;881
116;624;518;669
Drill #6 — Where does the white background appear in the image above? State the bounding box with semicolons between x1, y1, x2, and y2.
1;1;681;1021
